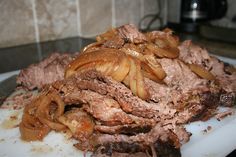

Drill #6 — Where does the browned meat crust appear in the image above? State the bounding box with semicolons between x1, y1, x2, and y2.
16;53;74;90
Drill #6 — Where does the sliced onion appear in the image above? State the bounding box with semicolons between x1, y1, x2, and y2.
154;38;169;48
129;58;137;96
81;41;104;53
142;69;164;83
188;63;215;80
166;35;179;48
19;113;50;141
95;61;117;75
122;75;130;87
65;48;125;78
20;102;51;141
142;55;166;80
104;61;120;76
37;117;66;131
120;44;144;60
74;62;100;74
136;60;149;100
111;56;130;82
162;28;179;47
147;43;179;59
36;92;66;131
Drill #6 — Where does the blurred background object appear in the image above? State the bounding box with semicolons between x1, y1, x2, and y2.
167;0;228;32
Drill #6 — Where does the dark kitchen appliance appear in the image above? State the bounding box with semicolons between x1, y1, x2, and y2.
167;0;227;32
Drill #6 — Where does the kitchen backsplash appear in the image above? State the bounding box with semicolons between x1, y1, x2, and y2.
0;0;160;48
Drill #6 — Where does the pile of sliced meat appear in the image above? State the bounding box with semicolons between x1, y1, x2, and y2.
16;24;236;157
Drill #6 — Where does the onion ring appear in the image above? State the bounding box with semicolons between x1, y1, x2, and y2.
35;92;66;131
19;100;51;141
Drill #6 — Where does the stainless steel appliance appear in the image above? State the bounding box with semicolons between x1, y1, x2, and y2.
167;0;227;32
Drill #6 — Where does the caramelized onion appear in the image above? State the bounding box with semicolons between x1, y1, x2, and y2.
147;43;179;59
161;28;179;47
72;62;100;75
111;56;130;82
122;75;130;87
142;55;166;80
128;58;149;99
129;58;138;96
65;48;125;78
36;92;66;131
95;61;118;76
120;44;144;60
188;63;215;80
136;60;149;100
19;113;50;141
81;41;104;53
142;70;163;83
166;34;179;48
19;101;50;141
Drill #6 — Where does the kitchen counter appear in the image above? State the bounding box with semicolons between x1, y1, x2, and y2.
0;37;95;74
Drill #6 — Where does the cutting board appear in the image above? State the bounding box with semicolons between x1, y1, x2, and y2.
0;107;235;157
182;107;236;157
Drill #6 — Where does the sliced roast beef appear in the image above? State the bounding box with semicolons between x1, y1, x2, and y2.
51;69;223;135
178;40;212;69
53;70;190;138
92;149;148;157
16;24;236;157
117;24;147;44
103;35;125;49
178;40;236;106
92;141;181;157
94;124;152;135
17;53;74;90
91;124;181;156
64;90;155;126
60;70;176;120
